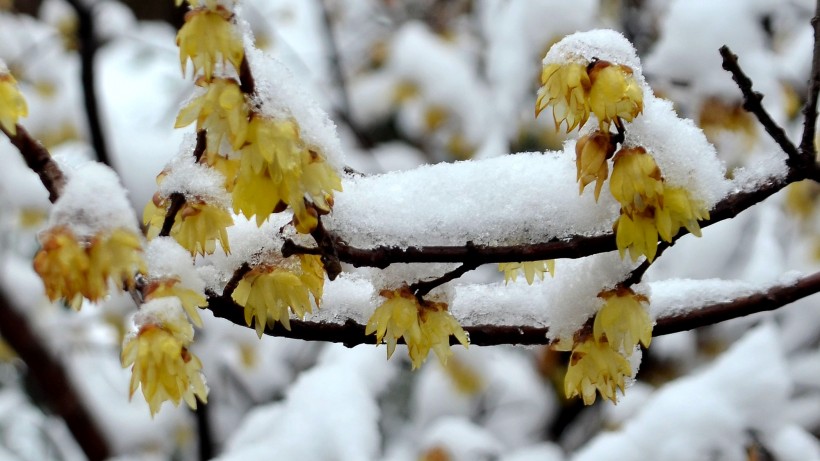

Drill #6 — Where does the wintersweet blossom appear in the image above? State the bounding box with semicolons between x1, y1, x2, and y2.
122;323;208;416
143;278;207;327
536;62;591;132
175;77;249;151
33;227;145;309
231;255;325;337
593;287;652;354
564;338;631;405
614;211;659;262
0;72;28;135
366;287;468;369
177;7;243;81
144;194;233;256
498;260;555;284
609;147;664;212
587;61;643;129
575;130;615;201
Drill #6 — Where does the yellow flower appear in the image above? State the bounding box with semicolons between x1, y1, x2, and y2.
365;288;423;362
144;278;207;327
654;186;709;241
575;130;615;201
232;117;342;232
0;72;28;135
498;260;555;284
144;194;233;256
615;211;659;262
202;150;240;191
536;62;591;132
122;324;208;416
609;147;663;211
33;227;146;309
231;255;325;337
366;288;468;369
177;7;244;81
593;287;652;354
564;338;631;405
175;77;249;151
587;61;643;130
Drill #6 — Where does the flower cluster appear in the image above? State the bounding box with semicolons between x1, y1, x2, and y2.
0;71;27;135
34;226;145;309
121;299;207;416
365;287;469;369
564;287;651;405
498;260;555;285
144;192;233;257
231;254;325;337
177;6;243;81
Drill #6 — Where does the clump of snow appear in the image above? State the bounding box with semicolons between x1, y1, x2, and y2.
543;29;644;85
145;237;205;294
156;144;230;208
48;160;140;237
132;297;191;336
622;97;731;206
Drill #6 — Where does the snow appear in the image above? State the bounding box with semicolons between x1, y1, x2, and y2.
544;30;644;84
156;144;231;207
145;237;205;295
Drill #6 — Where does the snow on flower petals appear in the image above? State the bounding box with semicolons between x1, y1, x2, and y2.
0;71;28;135
177;6;243;81
366;287;468;369
121;298;207;416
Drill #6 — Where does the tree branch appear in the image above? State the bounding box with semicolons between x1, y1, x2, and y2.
1;124;65;203
0;287;110;460
800;1;820;158
64;0;111;167
409;260;481;299
205;271;820;346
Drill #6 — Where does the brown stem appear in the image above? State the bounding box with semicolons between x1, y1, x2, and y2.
1;124;65;203
0;287;110;460
159;192;185;237
205;271;820;346
409;260;481;299
800;2;820;158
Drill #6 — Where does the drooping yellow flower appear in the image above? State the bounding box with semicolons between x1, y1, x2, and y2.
0;72;28;135
33;227;146;309
654;186;709;241
177;7;244;81
593;287;652;354
175;77;249;151
575;130;615;201
231;255;325;337
122;324;208;416
587;61;643;130
536;62;591;132
615;211;659;262
202;151;240;191
564;338;631;405
143;278;207;327
366;287;468;369
609;147;663;212
144;194;233;256
231;116;342;232
498;260;555;284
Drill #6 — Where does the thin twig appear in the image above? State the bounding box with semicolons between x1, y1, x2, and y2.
0;287;110;460
193;398;213;461
409;261;481;298
64;0;111;167
800;1;820;158
1;124;65;203
159;192;185;237
205;271;820;346
619;242;670;288
720;45;801;163
222;263;252;299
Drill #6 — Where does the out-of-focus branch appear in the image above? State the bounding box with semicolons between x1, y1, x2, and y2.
0;287;110;460
800;1;820;158
205;271;820;346
1;124;65;202
64;0;111;167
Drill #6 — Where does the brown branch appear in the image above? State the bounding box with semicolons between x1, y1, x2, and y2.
800;1;820;158
720;45;801;164
205;271;820;346
159;192;185;237
0;287;110;460
409;260;481;299
238;55;255;96
1;124;66;203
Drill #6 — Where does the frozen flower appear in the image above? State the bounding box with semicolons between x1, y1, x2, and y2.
575;130;615;201
144;194;233;256
231;255;325;337
593;287;652;354
536;62;591;132
587;61;643;129
498;260;555;284
175;77;249;151
122;323;207;416
143;278;207;327
34;227;145;309
177;7;243;81
366;287;468;369
0;72;28;135
232;116;342;232
564;338;631;405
